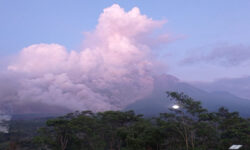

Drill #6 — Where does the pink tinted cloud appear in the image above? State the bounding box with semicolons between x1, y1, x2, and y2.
3;4;169;113
181;43;250;66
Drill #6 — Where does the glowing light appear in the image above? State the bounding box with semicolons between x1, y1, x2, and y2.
172;104;180;109
229;145;242;149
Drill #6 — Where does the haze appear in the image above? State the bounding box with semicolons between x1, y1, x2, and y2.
0;0;250;114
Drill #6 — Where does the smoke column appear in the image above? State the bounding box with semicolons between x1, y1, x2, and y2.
1;4;168;113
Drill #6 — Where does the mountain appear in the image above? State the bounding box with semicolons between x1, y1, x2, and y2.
126;74;250;117
192;76;250;100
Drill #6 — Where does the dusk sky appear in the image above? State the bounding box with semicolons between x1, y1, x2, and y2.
1;0;250;82
1;1;250;147
0;1;250;112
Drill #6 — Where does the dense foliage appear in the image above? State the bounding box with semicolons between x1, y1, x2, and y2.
1;92;250;150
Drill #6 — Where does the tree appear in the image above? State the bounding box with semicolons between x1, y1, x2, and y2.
33;92;250;150
35;116;74;150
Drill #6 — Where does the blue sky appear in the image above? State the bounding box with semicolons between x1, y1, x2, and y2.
1;0;250;81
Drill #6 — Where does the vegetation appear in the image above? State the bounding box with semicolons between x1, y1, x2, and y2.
1;92;250;150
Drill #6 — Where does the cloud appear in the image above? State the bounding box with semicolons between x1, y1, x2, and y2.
182;44;250;66
0;113;11;133
1;4;168;113
192;76;250;100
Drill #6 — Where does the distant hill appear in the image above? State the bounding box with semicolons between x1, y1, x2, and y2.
126;74;250;117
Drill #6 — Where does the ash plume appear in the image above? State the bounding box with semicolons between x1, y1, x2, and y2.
1;4;168;113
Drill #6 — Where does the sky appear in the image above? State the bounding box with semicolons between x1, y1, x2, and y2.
0;0;250;114
1;0;250;82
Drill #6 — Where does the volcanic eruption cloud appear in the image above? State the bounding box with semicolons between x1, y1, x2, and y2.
2;4;168;113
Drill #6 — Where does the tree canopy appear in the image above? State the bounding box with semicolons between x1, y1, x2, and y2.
1;92;249;150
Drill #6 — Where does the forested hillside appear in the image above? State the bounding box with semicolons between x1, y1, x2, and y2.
1;92;249;150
